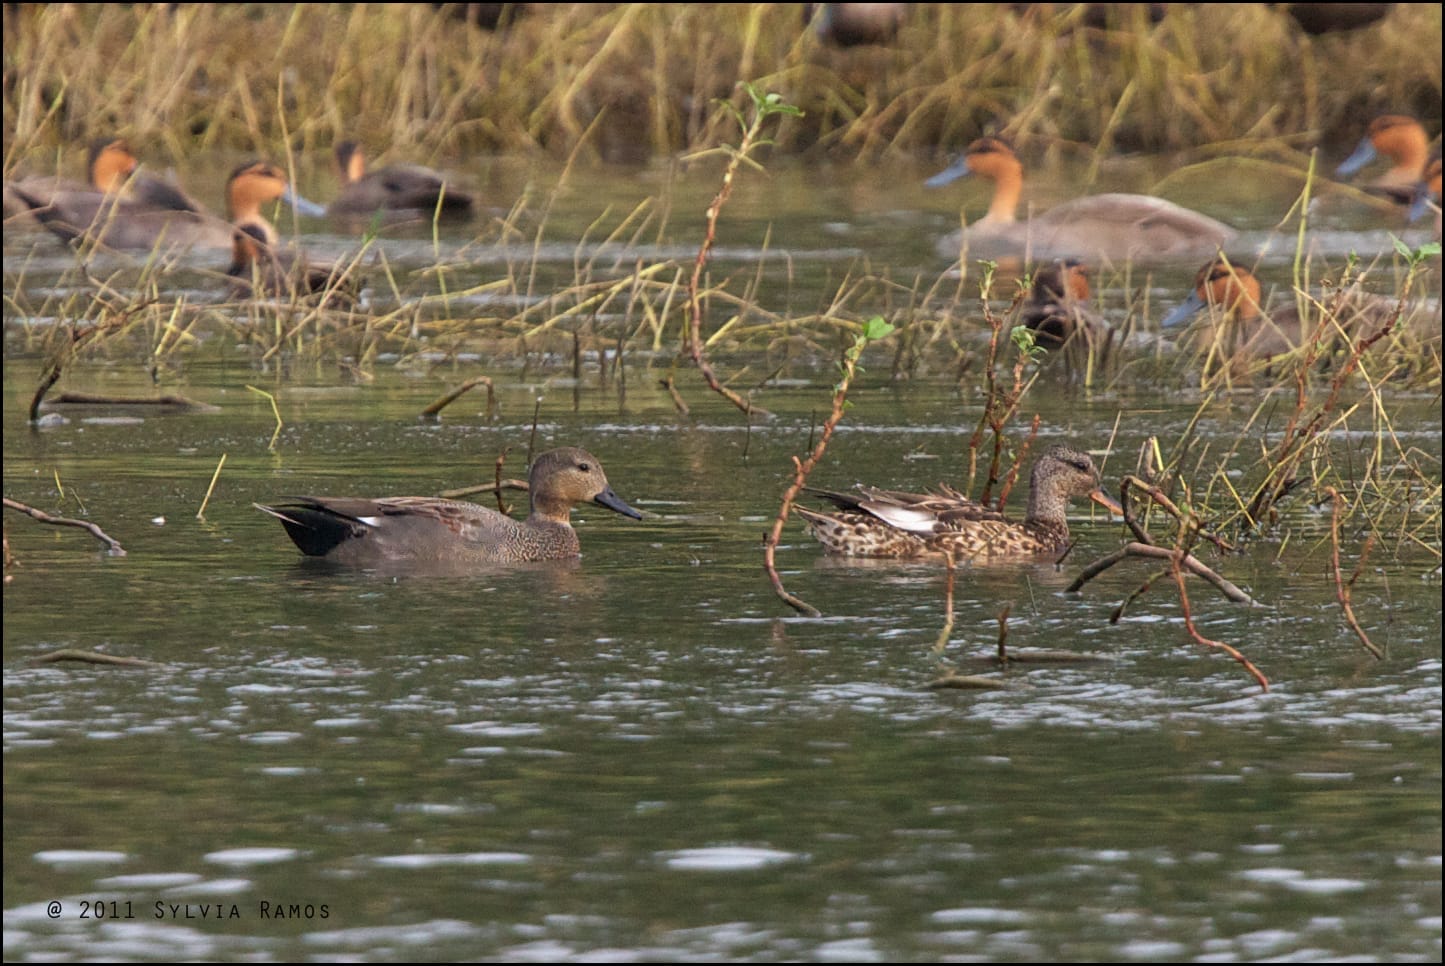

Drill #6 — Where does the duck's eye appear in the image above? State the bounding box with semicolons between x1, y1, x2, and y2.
577;462;591;472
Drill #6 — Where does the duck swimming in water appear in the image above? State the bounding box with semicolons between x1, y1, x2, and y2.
1159;255;1408;363
226;222;354;305
1019;258;1105;349
326;140;475;223
926;137;1237;266
90;138;206;214
796;444;1122;560
1335;114;1433;206
12;155;325;254
4;138;203;226
256;447;643;567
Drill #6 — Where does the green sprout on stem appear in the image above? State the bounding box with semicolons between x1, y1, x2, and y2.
833;316;897;393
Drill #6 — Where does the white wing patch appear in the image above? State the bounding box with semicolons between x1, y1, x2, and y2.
862;502;940;534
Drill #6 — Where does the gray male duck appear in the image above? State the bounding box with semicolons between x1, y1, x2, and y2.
257;447;642;566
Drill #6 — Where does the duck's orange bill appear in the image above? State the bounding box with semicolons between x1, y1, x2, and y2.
1089;488;1126;517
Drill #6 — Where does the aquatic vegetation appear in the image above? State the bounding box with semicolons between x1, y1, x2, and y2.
2;2;1439;692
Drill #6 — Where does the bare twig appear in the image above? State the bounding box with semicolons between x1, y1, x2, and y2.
1120;475;1236;552
961;272;1042;505
928;672;1011;690
1325;486;1385;659
932;550;958;654
763;317;895;616
29;649;161;668
28;297;160;422
996;603;1012;662
659;374;690;416
38;391;217;411
439;479;529;500
493;447;514;516
421;376;497;420
3;497;127;555
1109;567;1172;623
1067;541;1256;605
680;84;796;419
1170;551;1271;692
196;453;226;520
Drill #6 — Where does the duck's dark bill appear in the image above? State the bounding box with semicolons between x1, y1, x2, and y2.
594;488;644;520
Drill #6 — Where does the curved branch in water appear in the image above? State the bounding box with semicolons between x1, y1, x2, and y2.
4;497;127;556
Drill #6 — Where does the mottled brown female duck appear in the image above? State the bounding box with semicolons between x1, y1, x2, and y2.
926;137;1237;265
256;447;642;566
797;444;1122;560
327;140;475;222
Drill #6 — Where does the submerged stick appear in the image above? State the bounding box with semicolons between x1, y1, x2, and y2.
493;448;514;516
40;391;218;411
245;385;284;451
421;376;497;420
1326;487;1384;660
1068;541;1256;605
1119;475;1236;553
196;453;227;520
3;497;127;556
659;374;690;416
29;649;161;669
1110;567;1172;623
928;672;1011;690
29;366;62;423
1171;552;1270;692
933;550;958;654
439;479;529;500
996;603;1012;662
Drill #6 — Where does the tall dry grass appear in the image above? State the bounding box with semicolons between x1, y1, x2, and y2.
4;3;1440;174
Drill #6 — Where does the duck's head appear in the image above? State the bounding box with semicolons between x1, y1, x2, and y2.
334;141;366;185
1161;256;1263;329
528;447;643;522
87;138;139;194
225;160;326;221
1336;115;1430;179
1031;445;1124;516
925;137;1022;188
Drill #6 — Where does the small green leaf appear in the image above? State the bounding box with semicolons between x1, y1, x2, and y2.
862;316;895;342
1010;325;1046;360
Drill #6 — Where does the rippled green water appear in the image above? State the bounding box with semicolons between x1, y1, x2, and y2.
4;156;1441;962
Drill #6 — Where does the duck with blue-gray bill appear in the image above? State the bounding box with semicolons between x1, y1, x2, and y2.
256;447;642;566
